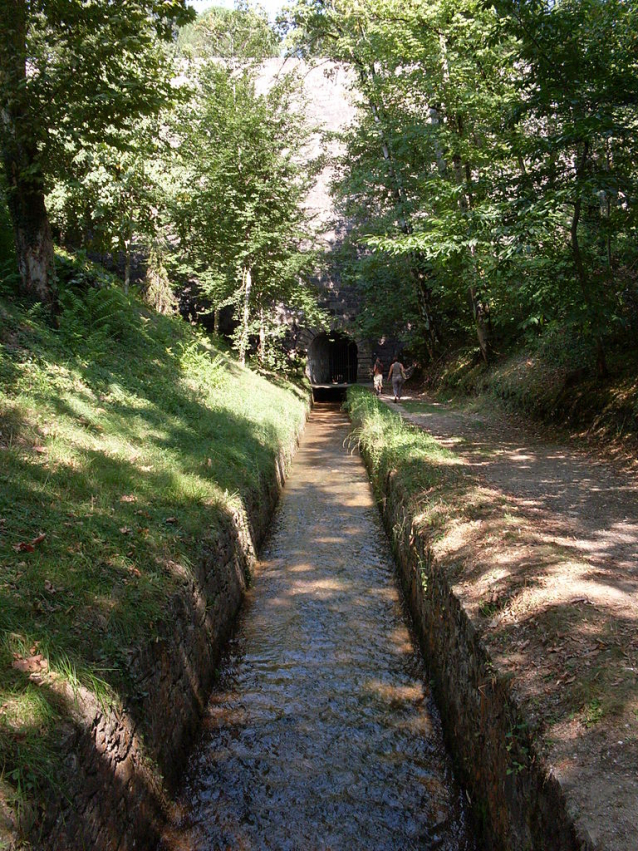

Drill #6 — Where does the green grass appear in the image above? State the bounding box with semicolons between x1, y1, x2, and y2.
0;275;308;828
345;387;462;517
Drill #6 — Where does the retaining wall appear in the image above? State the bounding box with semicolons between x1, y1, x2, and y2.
32;437;303;851
368;465;592;851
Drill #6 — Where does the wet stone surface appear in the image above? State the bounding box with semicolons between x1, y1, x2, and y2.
159;404;475;851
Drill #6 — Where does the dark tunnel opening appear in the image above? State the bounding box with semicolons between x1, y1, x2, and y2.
307;332;358;387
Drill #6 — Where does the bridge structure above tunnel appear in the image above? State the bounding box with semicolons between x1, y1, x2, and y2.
255;59;403;397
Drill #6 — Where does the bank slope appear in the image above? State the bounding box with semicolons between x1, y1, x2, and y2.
347;387;607;851
0;287;308;850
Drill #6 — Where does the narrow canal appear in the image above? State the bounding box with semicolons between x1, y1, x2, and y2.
160;404;476;851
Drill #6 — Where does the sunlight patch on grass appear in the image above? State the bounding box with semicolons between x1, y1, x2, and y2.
346;387;463;520
0;292;308;826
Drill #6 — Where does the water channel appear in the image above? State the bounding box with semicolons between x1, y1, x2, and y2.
159;403;476;851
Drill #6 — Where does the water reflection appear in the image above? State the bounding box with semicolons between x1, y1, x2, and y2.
159;405;475;851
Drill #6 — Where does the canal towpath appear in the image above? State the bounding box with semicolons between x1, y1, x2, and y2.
386;392;638;851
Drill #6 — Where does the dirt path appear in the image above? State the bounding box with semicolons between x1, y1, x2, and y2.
390;394;638;850
159;404;475;851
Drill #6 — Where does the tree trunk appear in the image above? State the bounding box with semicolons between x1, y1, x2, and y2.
570;196;588;295
453;150;491;364
239;267;252;366
0;0;57;309
123;242;131;295
412;266;438;360
258;308;266;367
438;33;492;363
5;180;57;306
469;283;491;365
571;142;607;378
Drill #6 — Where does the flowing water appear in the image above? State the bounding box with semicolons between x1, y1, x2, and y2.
159;404;475;851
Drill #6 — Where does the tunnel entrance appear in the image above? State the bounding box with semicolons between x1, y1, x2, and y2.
307;332;358;387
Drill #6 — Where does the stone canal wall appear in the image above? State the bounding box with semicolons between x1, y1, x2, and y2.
36;430;306;851
368;465;591;851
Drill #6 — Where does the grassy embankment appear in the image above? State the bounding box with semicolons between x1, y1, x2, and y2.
346;385;464;535
0;263;308;839
423;332;638;453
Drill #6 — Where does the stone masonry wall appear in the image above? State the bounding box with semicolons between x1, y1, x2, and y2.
365;463;594;851
32;432;304;851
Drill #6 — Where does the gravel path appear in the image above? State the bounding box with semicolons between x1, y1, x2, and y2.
398;397;638;589
388;394;638;851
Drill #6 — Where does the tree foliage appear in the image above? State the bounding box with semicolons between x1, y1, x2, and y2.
0;0;194;305
5;0;637;378
284;0;638;370
178;1;280;60
168;58;323;363
47;117;166;293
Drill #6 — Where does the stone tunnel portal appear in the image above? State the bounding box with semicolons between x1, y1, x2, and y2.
307;332;358;386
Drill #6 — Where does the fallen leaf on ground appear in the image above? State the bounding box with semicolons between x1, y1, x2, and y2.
164;517;177;524
119;527;132;535
120;495;137;503
12;532;46;552
12;654;48;674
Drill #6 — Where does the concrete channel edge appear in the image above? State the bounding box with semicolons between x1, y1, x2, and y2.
362;456;597;851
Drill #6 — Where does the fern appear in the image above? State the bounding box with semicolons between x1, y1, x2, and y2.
58;284;138;350
179;338;226;392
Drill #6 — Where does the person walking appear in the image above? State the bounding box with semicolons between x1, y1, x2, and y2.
388;355;407;403
373;357;384;396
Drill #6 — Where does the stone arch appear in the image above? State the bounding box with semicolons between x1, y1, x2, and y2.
301;328;372;385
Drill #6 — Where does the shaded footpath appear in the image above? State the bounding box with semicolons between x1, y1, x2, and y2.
389;394;638;851
159;403;475;850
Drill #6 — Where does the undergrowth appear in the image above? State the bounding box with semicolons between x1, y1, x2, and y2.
0;261;309;835
429;329;638;449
